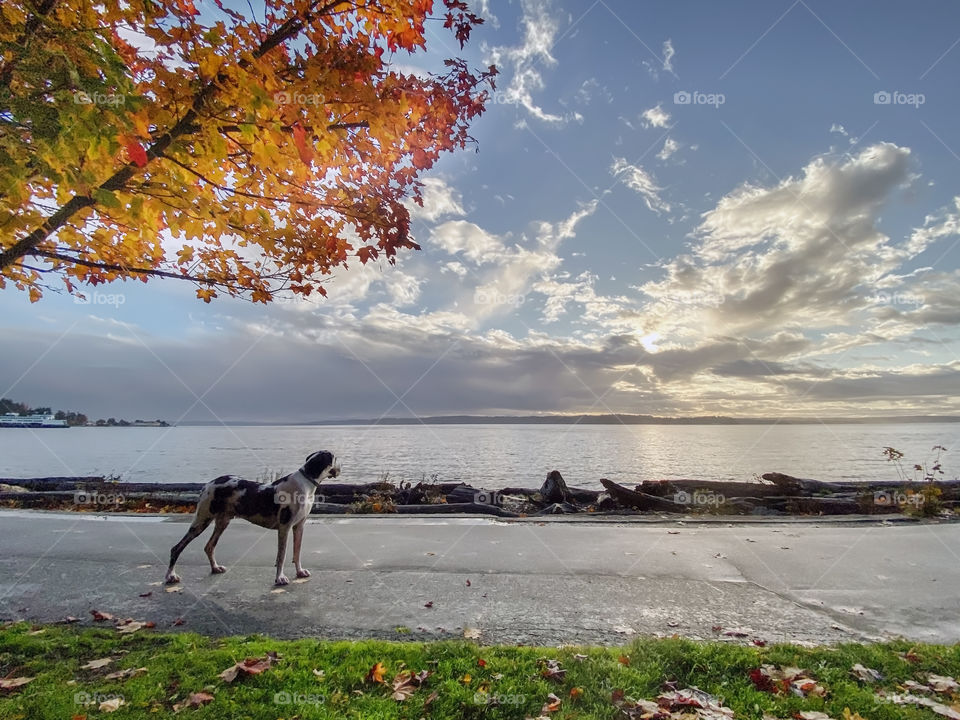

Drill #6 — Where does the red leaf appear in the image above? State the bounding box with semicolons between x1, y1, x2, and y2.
125;140;148;168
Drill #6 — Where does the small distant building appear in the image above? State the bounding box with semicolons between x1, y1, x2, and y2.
0;412;68;428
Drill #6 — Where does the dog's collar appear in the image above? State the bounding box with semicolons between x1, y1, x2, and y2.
301;470;323;489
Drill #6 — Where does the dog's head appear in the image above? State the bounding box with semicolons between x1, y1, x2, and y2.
302;450;339;482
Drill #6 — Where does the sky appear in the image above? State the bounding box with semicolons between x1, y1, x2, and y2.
3;0;960;423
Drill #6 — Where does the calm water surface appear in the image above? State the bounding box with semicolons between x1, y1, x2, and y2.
0;423;956;489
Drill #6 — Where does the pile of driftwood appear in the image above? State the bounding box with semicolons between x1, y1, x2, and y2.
1;471;959;517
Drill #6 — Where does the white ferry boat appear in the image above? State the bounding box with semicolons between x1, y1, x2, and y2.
0;413;69;428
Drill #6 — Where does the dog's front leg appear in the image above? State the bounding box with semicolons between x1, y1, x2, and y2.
292;520;310;578
275;525;292;585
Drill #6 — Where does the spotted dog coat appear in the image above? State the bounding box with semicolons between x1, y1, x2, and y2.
165;451;339;586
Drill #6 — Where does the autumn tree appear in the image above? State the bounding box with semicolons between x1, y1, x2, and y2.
0;0;496;302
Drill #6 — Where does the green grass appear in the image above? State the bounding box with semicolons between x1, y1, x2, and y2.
2;623;960;718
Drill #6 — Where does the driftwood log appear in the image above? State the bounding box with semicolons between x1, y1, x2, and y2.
2;472;958;516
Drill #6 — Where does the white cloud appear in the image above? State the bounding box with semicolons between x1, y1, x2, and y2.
611;158;671;214
657;137;680;161
635;143;933;345
408;177;466;223
485;0;568;124
640;103;671;129
662;39;676;75
429;221;505;265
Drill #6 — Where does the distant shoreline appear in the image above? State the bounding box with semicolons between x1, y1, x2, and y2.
175;414;960;427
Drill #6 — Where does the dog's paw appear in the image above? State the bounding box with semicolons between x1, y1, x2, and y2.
211;565;227;574
275;574;290;586
296;568;311;579
165;573;181;585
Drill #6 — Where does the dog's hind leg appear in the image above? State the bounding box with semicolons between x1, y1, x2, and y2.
274;525;292;586
204;517;231;574
292;520;310;579
165;517;212;584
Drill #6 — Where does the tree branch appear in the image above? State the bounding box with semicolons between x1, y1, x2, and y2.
0;0;349;271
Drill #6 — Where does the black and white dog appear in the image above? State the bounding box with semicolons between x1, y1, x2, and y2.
165;451;339;586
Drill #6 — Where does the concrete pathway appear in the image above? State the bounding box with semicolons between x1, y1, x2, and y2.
1;511;958;646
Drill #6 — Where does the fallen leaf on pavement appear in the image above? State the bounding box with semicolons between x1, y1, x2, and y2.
139;592;152;598
116;619;146;634
165;586;182;594
424;601;433;608
463;627;481;639
90;610;114;622
172;692;214;712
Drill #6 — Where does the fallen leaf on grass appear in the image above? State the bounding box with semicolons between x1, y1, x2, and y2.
99;697;124;712
390;670;430;701
850;663;883;683
749;665;826;698
28;628;45;635
219;652;279;683
365;662;386;684
80;658;113;670
618;655;630;666
541;692;562;712
573;653;588;662
611;689;661;718
881;692;960;719
569;687;583;699
538;658;566;682
477;658;486;667
657;686;734;717
928;674;960;693
172;692;214;712
312;669;325;679
0;677;34;691
104;667;147;681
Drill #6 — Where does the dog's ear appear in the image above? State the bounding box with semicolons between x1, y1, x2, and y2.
303;451;334;480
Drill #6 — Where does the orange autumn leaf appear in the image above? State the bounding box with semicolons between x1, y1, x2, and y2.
366;662;387;684
292;124;312;165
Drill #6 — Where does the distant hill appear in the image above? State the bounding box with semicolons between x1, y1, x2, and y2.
300;414;960;426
